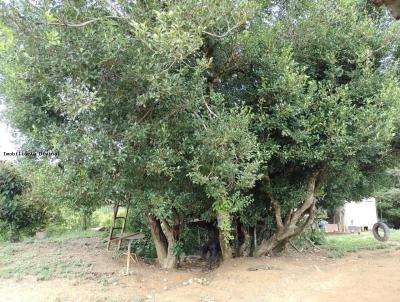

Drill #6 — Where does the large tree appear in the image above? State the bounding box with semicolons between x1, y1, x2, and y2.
0;0;259;267
1;0;400;264
245;0;400;255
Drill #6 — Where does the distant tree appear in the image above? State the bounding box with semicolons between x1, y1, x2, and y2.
17;159;97;230
0;161;45;241
375;168;400;228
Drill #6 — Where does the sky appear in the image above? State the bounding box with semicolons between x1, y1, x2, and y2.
0;104;20;161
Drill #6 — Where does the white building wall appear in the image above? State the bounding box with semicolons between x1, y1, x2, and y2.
343;198;378;230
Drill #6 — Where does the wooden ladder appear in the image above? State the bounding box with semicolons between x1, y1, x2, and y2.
107;201;129;251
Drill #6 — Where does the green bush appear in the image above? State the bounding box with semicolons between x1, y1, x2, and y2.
0;162;47;241
293;227;326;249
308;229;327;245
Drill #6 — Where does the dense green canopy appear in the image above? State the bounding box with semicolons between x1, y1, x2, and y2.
1;0;400;266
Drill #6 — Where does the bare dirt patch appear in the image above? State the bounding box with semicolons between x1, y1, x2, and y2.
0;237;399;302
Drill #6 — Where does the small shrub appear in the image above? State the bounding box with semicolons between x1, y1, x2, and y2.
0;195;47;241
293;227;326;249
308;229;327;245
0;162;47;241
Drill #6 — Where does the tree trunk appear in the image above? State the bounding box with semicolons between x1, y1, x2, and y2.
82;213;87;230
254;233;279;256
147;214;181;269
161;219;179;269
255;202;318;256
219;231;232;260
147;214;168;266
255;167;324;256
217;211;233;260
239;225;251;257
81;212;91;230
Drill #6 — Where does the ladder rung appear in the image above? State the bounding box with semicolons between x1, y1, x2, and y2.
108;202;130;251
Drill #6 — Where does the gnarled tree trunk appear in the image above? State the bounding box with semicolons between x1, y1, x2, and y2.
239;225;251;257
217;211;233;260
147;214;181;269
255;167;324;256
147;214;168;266
160;218;180;269
218;231;232;260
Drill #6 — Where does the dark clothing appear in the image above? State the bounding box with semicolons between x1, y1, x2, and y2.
200;238;221;270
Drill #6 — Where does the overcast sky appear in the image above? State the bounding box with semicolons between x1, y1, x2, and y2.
0;104;20;161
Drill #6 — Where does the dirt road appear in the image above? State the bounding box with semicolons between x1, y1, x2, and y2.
0;238;399;302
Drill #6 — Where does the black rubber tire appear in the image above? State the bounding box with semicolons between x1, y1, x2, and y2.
372;222;390;242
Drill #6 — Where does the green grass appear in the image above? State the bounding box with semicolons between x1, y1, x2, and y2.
91;206;114;228
45;229;107;242
11;228;107;244
322;229;400;258
0;229;105;280
0;254;91;280
387;229;400;241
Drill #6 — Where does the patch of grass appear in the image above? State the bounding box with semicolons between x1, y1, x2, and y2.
0;251;92;280
387;229;400;241
322;229;400;258
0;244;17;266
45;229;106;242
326;249;345;258
0;229;103;280
111;248;125;260
0;227;107;244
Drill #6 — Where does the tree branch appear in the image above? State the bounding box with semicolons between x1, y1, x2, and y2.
291;166;325;224
171;207;180;225
47;16;128;27
203;98;217;117
161;218;172;234
138;106;155;123
284;210;292;226
202;22;245;39
263;174;284;231
297;202;317;235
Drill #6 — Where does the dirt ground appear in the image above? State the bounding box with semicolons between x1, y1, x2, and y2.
0;236;399;302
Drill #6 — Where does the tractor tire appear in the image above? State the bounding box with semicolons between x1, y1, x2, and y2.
372;222;390;242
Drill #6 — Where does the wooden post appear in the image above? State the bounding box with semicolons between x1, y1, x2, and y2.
126;240;131;274
254;227;257;248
